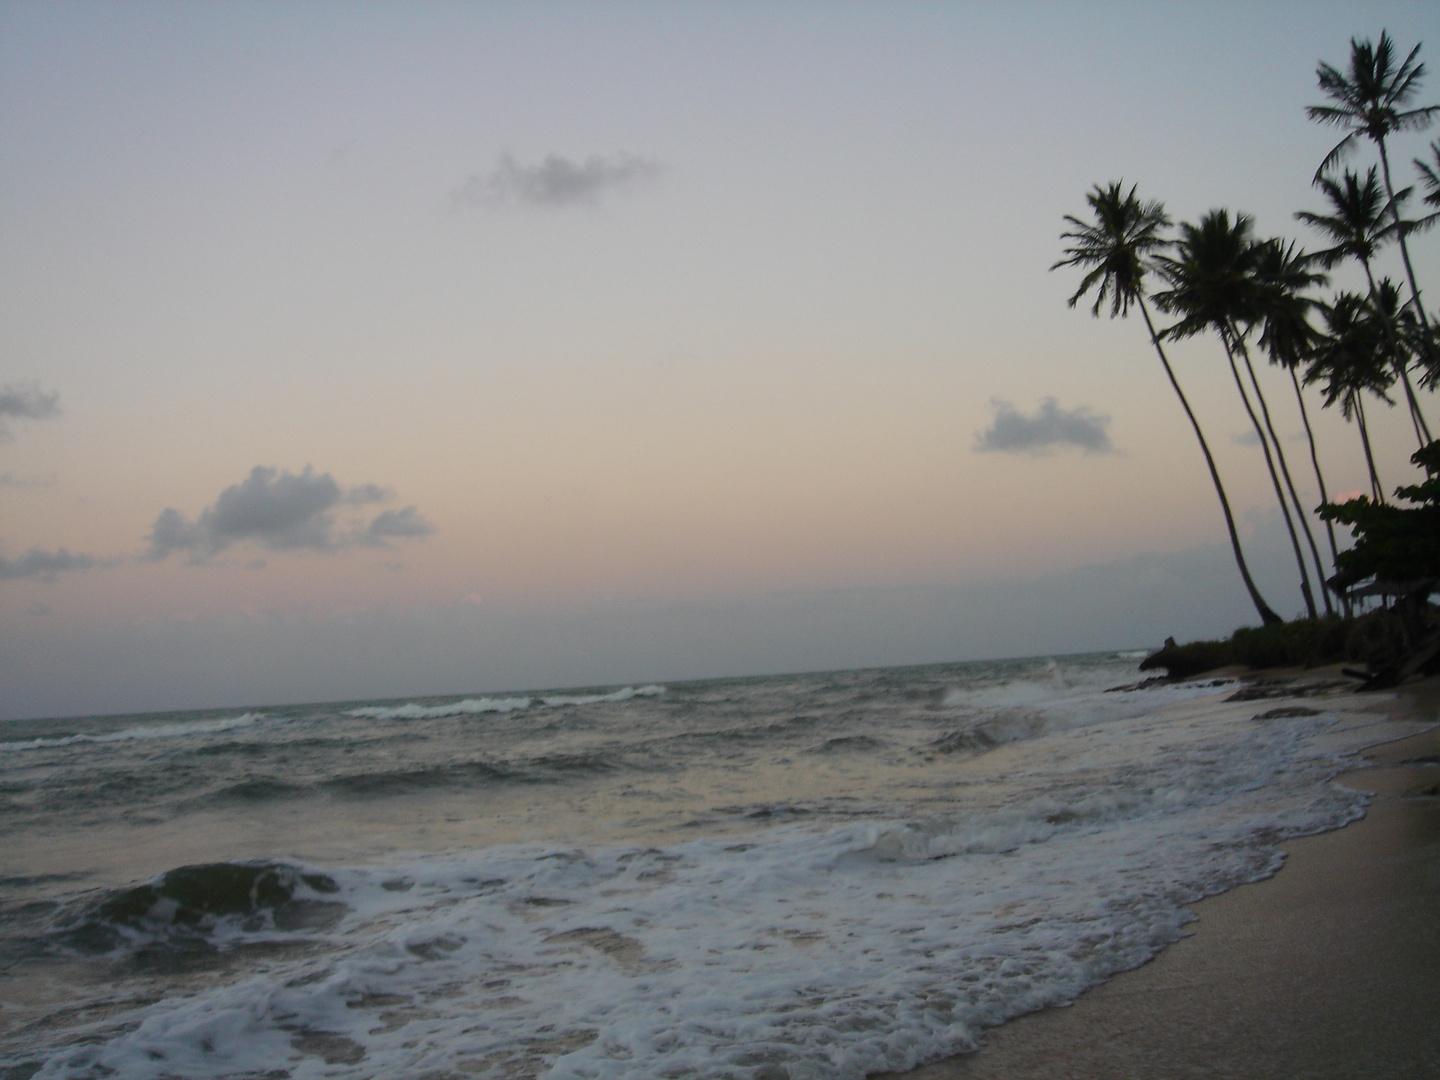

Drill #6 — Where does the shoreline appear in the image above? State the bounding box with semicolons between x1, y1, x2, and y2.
878;675;1440;1080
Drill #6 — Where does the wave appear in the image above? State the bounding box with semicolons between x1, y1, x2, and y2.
0;713;264;753
50;861;347;959
320;760;520;795
208;778;309;802
541;684;666;707
346;685;666;721
346;696;532;720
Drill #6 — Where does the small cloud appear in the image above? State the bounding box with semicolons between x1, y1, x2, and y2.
0;383;60;440
147;466;434;561
0;547;99;581
974;397;1113;455
1234;428;1305;447
363;506;435;546
451;152;662;210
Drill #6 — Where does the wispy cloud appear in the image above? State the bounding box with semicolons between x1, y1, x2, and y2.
975;397;1113;455
0;471;58;489
451;152;662;210
0;547;99;581
0;383;60;440
147;466;435;561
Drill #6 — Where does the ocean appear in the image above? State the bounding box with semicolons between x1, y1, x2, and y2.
0;652;1409;1079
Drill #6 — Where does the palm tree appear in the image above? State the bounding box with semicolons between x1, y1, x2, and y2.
1417;139;1440;208
1053;182;1283;625
1410;140;1440;390
1309;32;1440;380
1152;210;1319;618
1295;167;1433;444
1252;238;1339;614
1308;292;1397;502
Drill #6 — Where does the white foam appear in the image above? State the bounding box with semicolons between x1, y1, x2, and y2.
347;685;665;720
0;713;264;753
345;697;533;720
541;684;666;707
36;686;1388;1080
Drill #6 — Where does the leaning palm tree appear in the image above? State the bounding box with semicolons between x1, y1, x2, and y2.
1053;182;1282;625
1309;32;1440;376
1252;238;1338;614
1152;210;1319;619
1295;167;1433;444
1308;292;1397;502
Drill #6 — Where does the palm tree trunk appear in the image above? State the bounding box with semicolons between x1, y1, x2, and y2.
1232;324;1330;616
1229;324;1332;616
1353;392;1385;502
1220;324;1317;619
1290;368;1347;614
1359;258;1433;448
1376;140;1438;443
1138;299;1283;626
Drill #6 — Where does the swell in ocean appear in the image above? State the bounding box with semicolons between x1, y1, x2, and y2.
0;654;1413;1078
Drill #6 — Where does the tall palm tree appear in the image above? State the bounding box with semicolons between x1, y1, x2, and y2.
1295;167;1433;444
1308;292;1397;502
1252;238;1338;614
1053;182;1282;626
1152;210;1319;619
1309;32;1440;378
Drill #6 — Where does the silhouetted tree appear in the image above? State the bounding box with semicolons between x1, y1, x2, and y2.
1154;210;1320;618
1308;292;1397;502
1296;167;1432;444
1252;237;1339;612
1309;32;1440;383
1054;182;1283;625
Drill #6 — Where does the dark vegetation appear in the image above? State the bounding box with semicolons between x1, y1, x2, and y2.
1138;611;1420;680
1056;31;1440;688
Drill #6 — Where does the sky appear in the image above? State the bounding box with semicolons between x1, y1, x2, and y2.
3;1;1438;720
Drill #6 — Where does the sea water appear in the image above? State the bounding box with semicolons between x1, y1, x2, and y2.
0;653;1410;1079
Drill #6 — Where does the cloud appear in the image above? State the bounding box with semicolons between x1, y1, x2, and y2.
0;383;60;440
364;506;436;545
147;466;435;560
451;152;662;209
0;547;98;581
974;397;1113;455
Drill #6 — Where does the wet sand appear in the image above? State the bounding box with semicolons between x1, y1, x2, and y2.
879;678;1440;1080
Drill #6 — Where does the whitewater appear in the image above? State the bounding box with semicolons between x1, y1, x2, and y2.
0;653;1417;1079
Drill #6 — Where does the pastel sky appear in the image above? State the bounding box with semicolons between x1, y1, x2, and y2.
3;1;1438;720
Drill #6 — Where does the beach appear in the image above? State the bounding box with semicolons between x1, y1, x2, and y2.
886;677;1440;1080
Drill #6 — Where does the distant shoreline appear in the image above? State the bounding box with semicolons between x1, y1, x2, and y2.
881;673;1440;1079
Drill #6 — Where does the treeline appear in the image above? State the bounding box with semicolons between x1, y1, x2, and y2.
1055;31;1440;631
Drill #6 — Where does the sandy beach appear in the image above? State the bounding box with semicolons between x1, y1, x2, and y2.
882;677;1440;1080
